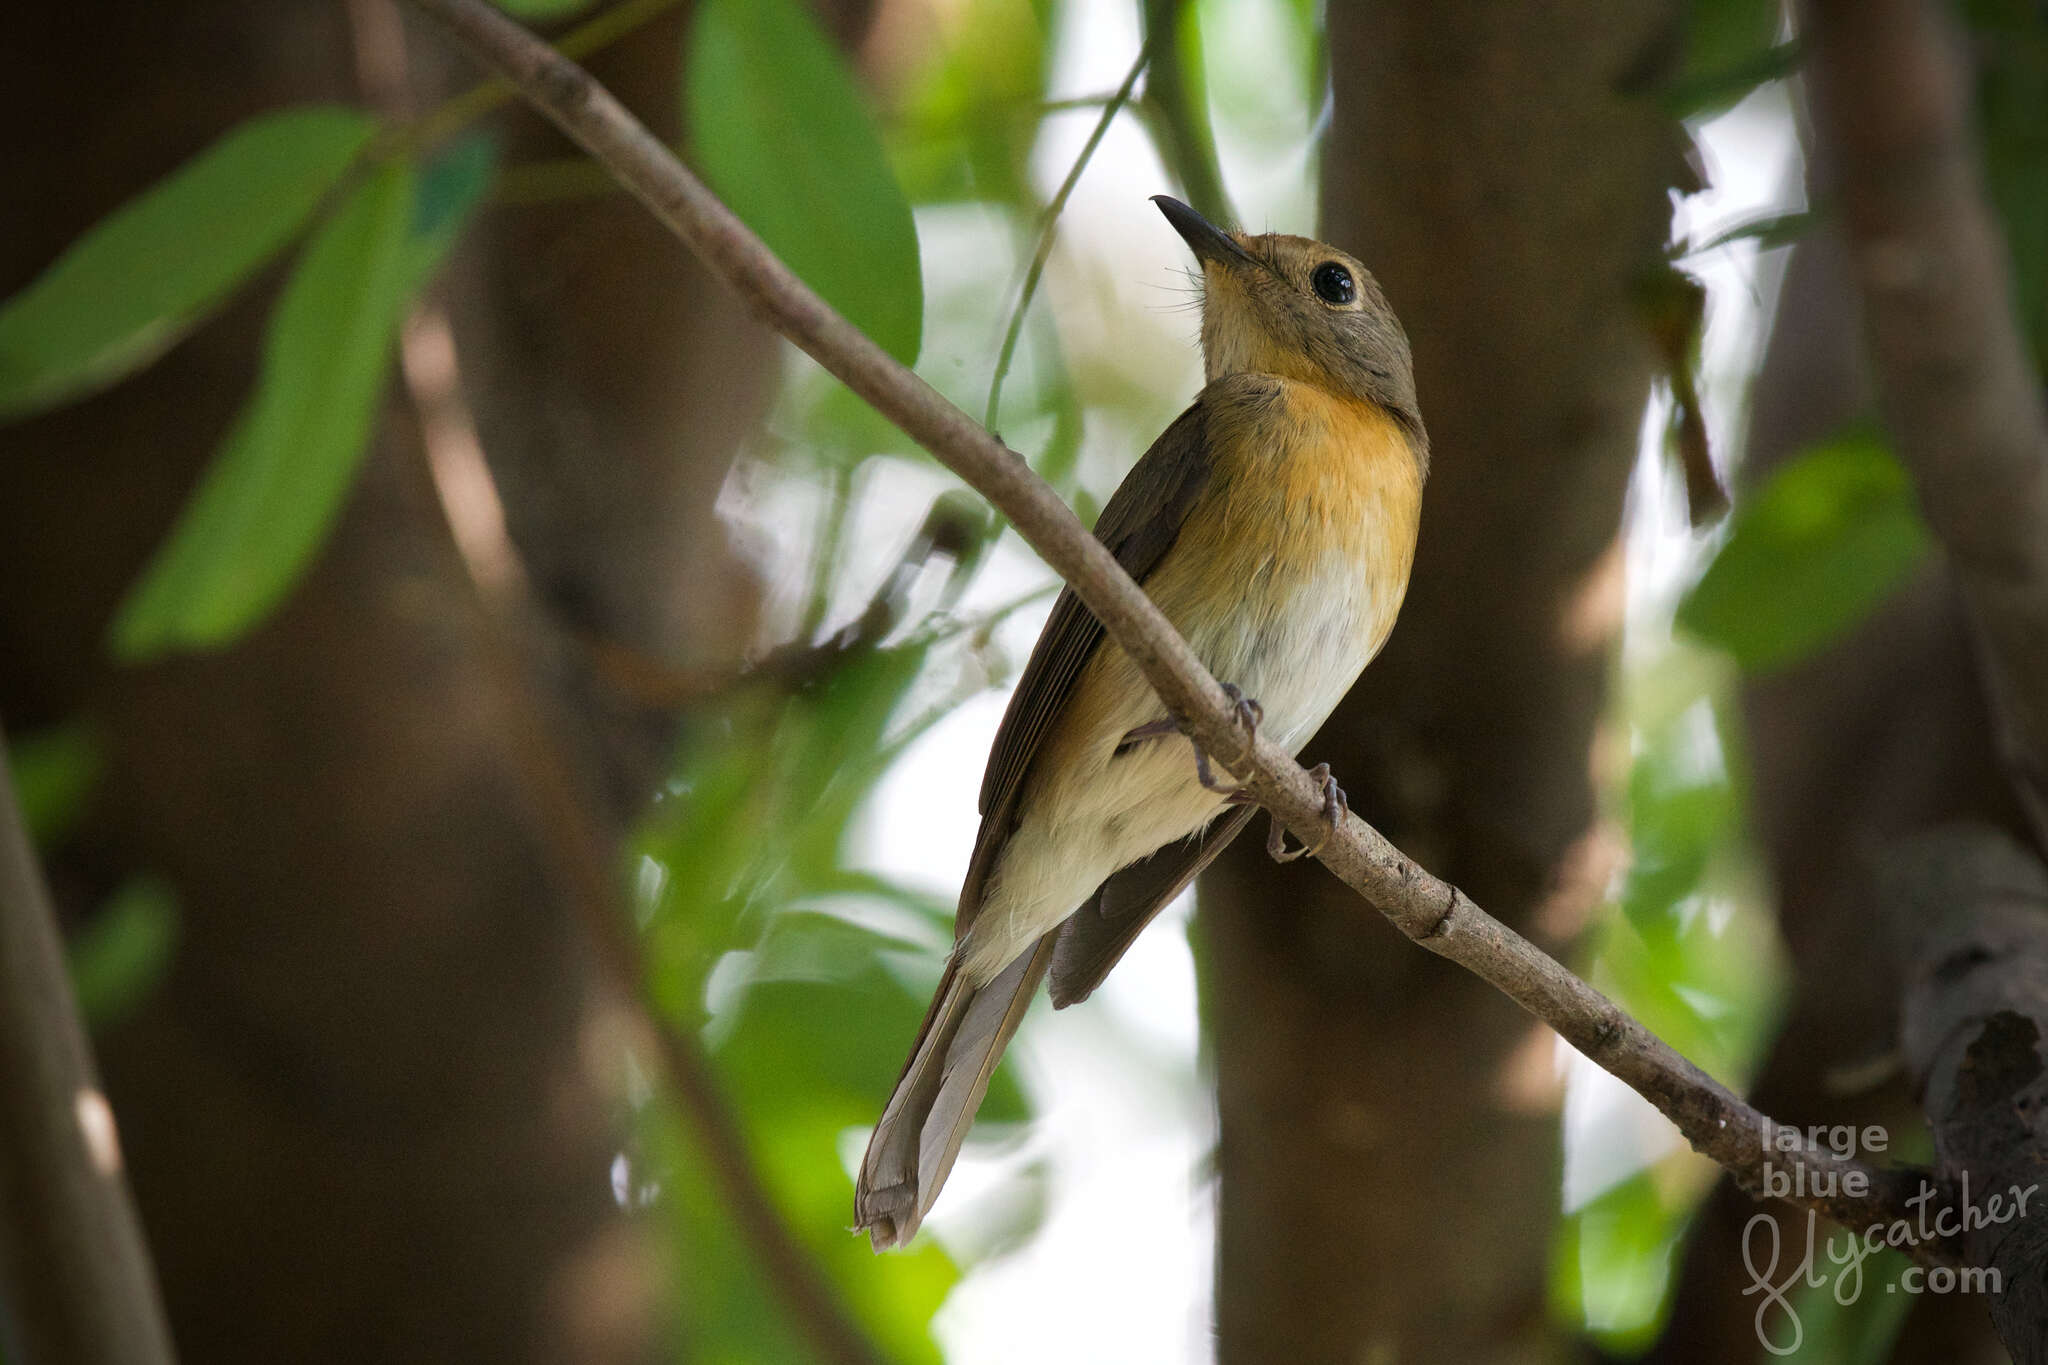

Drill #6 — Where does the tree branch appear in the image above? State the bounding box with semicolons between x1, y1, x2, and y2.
0;723;179;1365
1802;0;2048;850
1890;826;2048;1358
406;0;1947;1252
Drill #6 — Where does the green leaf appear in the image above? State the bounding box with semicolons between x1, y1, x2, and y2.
0;107;375;421
1550;1172;1687;1352
891;0;1049;207
110;161;418;660
687;0;924;365
1678;433;1930;673
723;912;1030;1127
401;133;499;295
69;876;179;1030
491;0;596;18
1661;0;1796;116
1967;1;2048;370
7;721;104;847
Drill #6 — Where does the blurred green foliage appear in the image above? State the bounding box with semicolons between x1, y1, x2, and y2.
633;619;1040;1359
688;0;925;366
1551;1171;1690;1354
110;162;416;656
1966;0;2048;367
1664;0;1797;117
6;0;2033;1357
889;0;1050;208
492;0;598;20
7;725;180;1030
111;146;493;658
0;107;373;420
1679;432;1930;674
5;721;104;847
1552;642;1786;1352
68;876;180;1031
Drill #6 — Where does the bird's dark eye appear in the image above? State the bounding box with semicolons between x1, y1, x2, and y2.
1311;262;1356;305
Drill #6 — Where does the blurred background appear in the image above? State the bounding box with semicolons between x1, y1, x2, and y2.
2;0;2041;1360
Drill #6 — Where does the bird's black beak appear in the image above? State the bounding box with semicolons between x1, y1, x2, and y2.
1152;195;1256;269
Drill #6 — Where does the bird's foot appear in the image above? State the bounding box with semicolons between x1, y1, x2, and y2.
1267;763;1347;863
1119;683;1263;798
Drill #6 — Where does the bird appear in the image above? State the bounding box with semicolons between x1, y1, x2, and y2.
854;195;1428;1249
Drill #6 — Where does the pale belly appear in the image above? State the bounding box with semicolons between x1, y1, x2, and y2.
957;549;1401;983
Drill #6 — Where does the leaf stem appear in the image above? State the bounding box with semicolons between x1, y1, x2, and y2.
981;44;1150;433
412;0;685;149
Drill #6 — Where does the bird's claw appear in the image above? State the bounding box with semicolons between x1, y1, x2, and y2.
1194;683;1261;796
1221;682;1264;736
1267;763;1347;863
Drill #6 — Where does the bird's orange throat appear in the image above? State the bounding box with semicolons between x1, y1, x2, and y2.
1193;377;1424;618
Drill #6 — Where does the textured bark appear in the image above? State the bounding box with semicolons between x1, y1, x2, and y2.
1803;0;2048;825
1642;222;2012;1365
0;3;773;1361
1201;3;1681;1360
1892;827;2048;1362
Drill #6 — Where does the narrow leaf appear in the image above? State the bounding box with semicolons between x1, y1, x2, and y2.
0;107;375;420
1678;433;1931;673
1684;209;1819;258
7;721;105;847
111;161;417;659
491;0;597;18
400;133;500;294
687;0;924;365
69;877;179;1031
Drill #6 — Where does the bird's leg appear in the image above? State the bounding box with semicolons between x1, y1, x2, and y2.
1267;763;1348;863
1117;684;1264;798
1116;718;1182;748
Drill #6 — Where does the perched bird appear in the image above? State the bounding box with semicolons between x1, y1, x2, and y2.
854;196;1428;1248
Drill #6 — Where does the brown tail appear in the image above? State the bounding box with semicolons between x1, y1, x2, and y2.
854;936;1054;1249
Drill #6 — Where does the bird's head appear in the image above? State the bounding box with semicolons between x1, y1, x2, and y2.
1153;195;1422;441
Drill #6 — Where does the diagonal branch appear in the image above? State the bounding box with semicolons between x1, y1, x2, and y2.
407;0;1950;1254
1802;0;2048;850
0;723;180;1365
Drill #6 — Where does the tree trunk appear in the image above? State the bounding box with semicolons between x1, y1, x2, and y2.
0;3;775;1360
1200;2;1681;1360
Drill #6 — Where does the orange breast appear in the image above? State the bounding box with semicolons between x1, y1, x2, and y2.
1103;376;1425;752
1165;379;1422;640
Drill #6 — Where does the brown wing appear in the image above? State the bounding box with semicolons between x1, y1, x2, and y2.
1047;804;1254;1007
954;396;1218;939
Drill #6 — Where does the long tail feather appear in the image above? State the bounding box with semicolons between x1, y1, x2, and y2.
854;936;1054;1249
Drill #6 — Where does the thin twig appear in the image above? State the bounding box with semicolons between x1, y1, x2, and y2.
0;724;180;1365
983;45;1150;432
406;0;1955;1256
1040;92;1123;113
